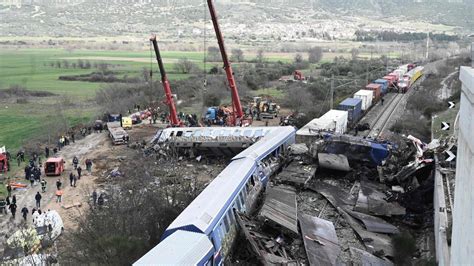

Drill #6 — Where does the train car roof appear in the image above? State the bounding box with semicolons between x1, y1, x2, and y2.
164;158;256;237
233;126;296;161
153;126;275;143
133;230;213;266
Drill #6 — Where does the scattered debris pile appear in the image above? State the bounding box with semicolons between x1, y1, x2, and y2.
231;133;438;264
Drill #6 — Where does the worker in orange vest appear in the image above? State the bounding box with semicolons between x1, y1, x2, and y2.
56;190;63;203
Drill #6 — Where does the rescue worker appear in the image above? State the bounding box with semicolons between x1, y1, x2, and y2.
45;147;49;158
381;97;385;106
41;179;47;193
56;190;63;203
77;165;82;179
69;172;74;186
9;202;17;219
72;174;77;187
85;159;93;174
21;206;28;221
92;190;97;206
35;192;42;208
72;156;79;170
6;184;12;197
56;179;62;190
97;194;104;207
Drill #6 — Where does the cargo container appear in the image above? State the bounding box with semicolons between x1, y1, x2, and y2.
388;73;399;82
337;98;362;124
353;90;373;111
383;75;396;87
374;79;389;94
394;69;406;80
364;83;382;102
319;110;348;134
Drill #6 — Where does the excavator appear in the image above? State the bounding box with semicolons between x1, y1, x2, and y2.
206;0;251;126
150;35;183;127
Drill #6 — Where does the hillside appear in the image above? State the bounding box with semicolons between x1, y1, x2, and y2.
0;0;471;41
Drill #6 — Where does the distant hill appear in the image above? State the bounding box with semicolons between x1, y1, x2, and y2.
0;0;472;39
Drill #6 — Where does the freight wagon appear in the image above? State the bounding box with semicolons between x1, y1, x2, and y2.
353;90;373;111
374;79;389;95
364;83;382;102
337;98;362;125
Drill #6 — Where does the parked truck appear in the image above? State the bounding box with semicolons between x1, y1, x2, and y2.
106;114;129;145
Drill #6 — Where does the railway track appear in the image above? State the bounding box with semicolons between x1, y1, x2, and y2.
367;93;405;138
367;75;427;139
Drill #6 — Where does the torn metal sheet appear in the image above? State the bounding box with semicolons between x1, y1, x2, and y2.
345;210;399;234
309;182;394;257
338;207;394;257
274;161;316;188
235;212;296;265
308;181;357;210
355;181;406;217
318;153;351;171
299;213;341;266
259;186;298;236
350;247;394;266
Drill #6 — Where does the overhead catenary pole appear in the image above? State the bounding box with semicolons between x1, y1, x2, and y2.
207;0;244;126
150;35;181;127
330;74;334;109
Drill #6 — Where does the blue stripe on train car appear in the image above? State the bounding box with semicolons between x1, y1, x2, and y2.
337;98;362;123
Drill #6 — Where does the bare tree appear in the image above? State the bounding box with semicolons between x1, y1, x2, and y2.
207;46;220;62
256;49;266;63
173;58;198;74
284;86;313;113
231;48;244;62
308;46;323;63
351;48;360;60
59;158;204;265
294;53;304;63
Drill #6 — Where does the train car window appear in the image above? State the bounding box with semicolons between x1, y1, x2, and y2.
170;131;175;137
250;176;255;186
176;131;183;137
229;209;236;224
218;223;225;239
236;196;242;211
205;259;213;266
223;216;230;233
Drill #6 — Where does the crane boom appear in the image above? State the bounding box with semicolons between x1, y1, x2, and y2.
207;0;244;125
150;35;181;127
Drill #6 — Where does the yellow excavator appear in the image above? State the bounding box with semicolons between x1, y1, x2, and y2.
252;97;280;119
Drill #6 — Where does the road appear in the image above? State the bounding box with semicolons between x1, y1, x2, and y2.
0;132;107;251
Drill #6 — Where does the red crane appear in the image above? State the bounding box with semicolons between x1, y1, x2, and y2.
150;35;182;127
207;0;245;126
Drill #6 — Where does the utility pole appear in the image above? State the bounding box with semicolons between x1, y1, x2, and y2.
471;41;474;67
425;32;430;61
330;75;334;109
366;63;369;84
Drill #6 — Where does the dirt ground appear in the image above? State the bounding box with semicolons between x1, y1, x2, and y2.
0;123;161;252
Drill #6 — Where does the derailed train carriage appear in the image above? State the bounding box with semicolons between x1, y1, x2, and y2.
135;126;296;265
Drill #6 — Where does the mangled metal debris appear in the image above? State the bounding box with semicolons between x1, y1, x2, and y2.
299;213;341;266
318;153;351;172
259;186;298;236
350;247;394;266
235;212;297;265
354;181;406;217
273;160;316;188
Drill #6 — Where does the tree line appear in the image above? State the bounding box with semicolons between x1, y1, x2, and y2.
355;30;459;42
